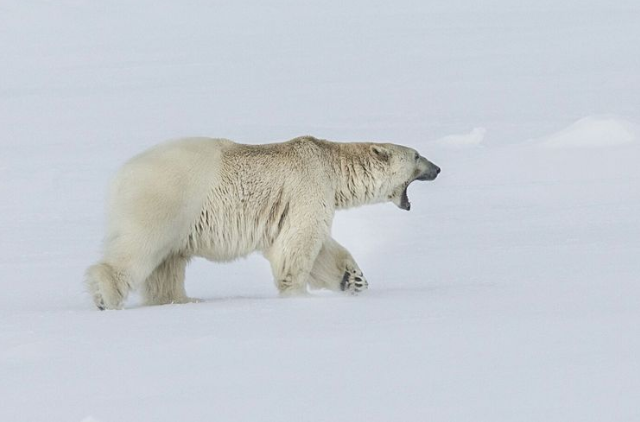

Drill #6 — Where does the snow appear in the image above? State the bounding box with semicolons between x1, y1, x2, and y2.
431;127;487;148
1;1;639;421
538;116;638;149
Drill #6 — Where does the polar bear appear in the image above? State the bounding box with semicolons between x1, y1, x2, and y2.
85;136;440;310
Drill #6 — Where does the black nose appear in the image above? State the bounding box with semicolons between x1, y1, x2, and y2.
434;166;441;174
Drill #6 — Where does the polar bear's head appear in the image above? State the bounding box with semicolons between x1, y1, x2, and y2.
369;143;440;211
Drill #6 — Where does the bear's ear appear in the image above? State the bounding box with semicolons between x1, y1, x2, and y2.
370;145;391;161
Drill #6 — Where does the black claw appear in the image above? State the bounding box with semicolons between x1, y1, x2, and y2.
341;269;369;294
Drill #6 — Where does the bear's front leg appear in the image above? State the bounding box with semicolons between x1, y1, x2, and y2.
308;237;369;294
264;222;326;297
340;266;369;295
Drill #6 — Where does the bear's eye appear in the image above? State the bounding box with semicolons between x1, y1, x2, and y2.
414;152;420;161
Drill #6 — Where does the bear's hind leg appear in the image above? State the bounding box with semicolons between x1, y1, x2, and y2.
85;261;141;310
141;254;198;306
85;236;171;310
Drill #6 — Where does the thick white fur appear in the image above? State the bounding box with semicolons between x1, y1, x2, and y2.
85;136;434;309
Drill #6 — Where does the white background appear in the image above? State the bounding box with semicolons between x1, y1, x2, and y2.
1;1;639;421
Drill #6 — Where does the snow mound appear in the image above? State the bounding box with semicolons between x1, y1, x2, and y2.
431;127;486;148
539;116;638;149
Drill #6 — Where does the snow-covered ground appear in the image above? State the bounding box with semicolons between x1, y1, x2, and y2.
1;1;639;421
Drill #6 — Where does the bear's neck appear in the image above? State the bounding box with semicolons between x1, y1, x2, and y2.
328;144;386;210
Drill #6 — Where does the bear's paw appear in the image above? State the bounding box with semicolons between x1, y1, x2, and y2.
340;269;368;295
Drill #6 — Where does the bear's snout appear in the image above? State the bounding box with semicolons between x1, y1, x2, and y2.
416;162;441;181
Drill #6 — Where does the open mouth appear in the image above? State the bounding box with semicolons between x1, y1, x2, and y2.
399;185;411;210
396;167;440;211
